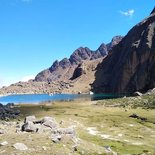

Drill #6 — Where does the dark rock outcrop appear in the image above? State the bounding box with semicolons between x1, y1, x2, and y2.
0;103;20;120
70;63;86;80
92;7;155;94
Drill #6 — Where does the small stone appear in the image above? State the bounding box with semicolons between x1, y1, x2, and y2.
51;134;62;143
0;141;8;146
42;146;47;151
0;129;5;134
72;144;78;152
13;143;28;151
104;146;112;152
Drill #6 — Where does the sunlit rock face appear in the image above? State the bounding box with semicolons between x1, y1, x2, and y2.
92;7;155;94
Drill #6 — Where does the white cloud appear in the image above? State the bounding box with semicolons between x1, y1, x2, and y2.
120;9;135;17
21;75;35;82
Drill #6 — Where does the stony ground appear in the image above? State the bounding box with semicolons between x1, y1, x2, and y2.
0;95;155;155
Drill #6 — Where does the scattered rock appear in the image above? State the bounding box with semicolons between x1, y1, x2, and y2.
0;141;8;146
104;146;112;152
72;144;78;152
129;113;139;119
42;146;47;151
0;129;5;134
13;143;28;151
0;103;20;120
51;134;62;143
129;113;147;121
133;92;143;96
56;128;75;136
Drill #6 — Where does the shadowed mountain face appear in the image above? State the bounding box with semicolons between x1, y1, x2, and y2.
92;8;155;94
35;36;123;82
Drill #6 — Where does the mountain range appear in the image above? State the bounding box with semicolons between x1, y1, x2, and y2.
0;36;123;94
0;7;155;95
35;36;123;83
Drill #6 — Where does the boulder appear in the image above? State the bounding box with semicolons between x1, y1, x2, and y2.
43;120;57;129
22;121;38;132
24;115;36;123
41;116;55;123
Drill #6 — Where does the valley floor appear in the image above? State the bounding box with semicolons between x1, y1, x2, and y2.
0;95;155;155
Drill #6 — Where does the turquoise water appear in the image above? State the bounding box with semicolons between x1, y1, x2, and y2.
0;93;124;104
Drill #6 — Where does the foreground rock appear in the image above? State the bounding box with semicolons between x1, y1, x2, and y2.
21;115;77;145
129;113;147;121
22;121;38;132
13;143;28;151
0;103;20;120
0;141;8;146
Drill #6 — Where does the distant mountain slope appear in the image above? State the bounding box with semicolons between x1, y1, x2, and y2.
0;36;123;95
35;36;123;83
92;7;155;94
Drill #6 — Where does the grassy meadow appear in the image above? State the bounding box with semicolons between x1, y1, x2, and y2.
0;94;155;155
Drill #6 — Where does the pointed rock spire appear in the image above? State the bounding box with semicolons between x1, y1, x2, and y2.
150;7;155;15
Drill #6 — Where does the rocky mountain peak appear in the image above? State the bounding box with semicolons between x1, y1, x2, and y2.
106;35;123;51
96;43;108;56
49;60;59;72
150;7;155;15
69;47;92;65
35;36;122;83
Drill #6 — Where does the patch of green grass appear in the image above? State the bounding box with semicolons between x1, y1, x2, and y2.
15;98;155;155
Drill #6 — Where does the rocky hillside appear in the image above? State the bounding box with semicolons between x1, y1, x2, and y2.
35;36;123;83
92;7;155;94
0;36;122;95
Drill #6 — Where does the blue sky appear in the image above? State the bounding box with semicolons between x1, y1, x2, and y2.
0;0;154;87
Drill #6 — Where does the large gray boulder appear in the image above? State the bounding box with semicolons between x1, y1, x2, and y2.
24;115;36;123
22;121;38;132
41;116;55;123
43;120;57;129
40;116;58;129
